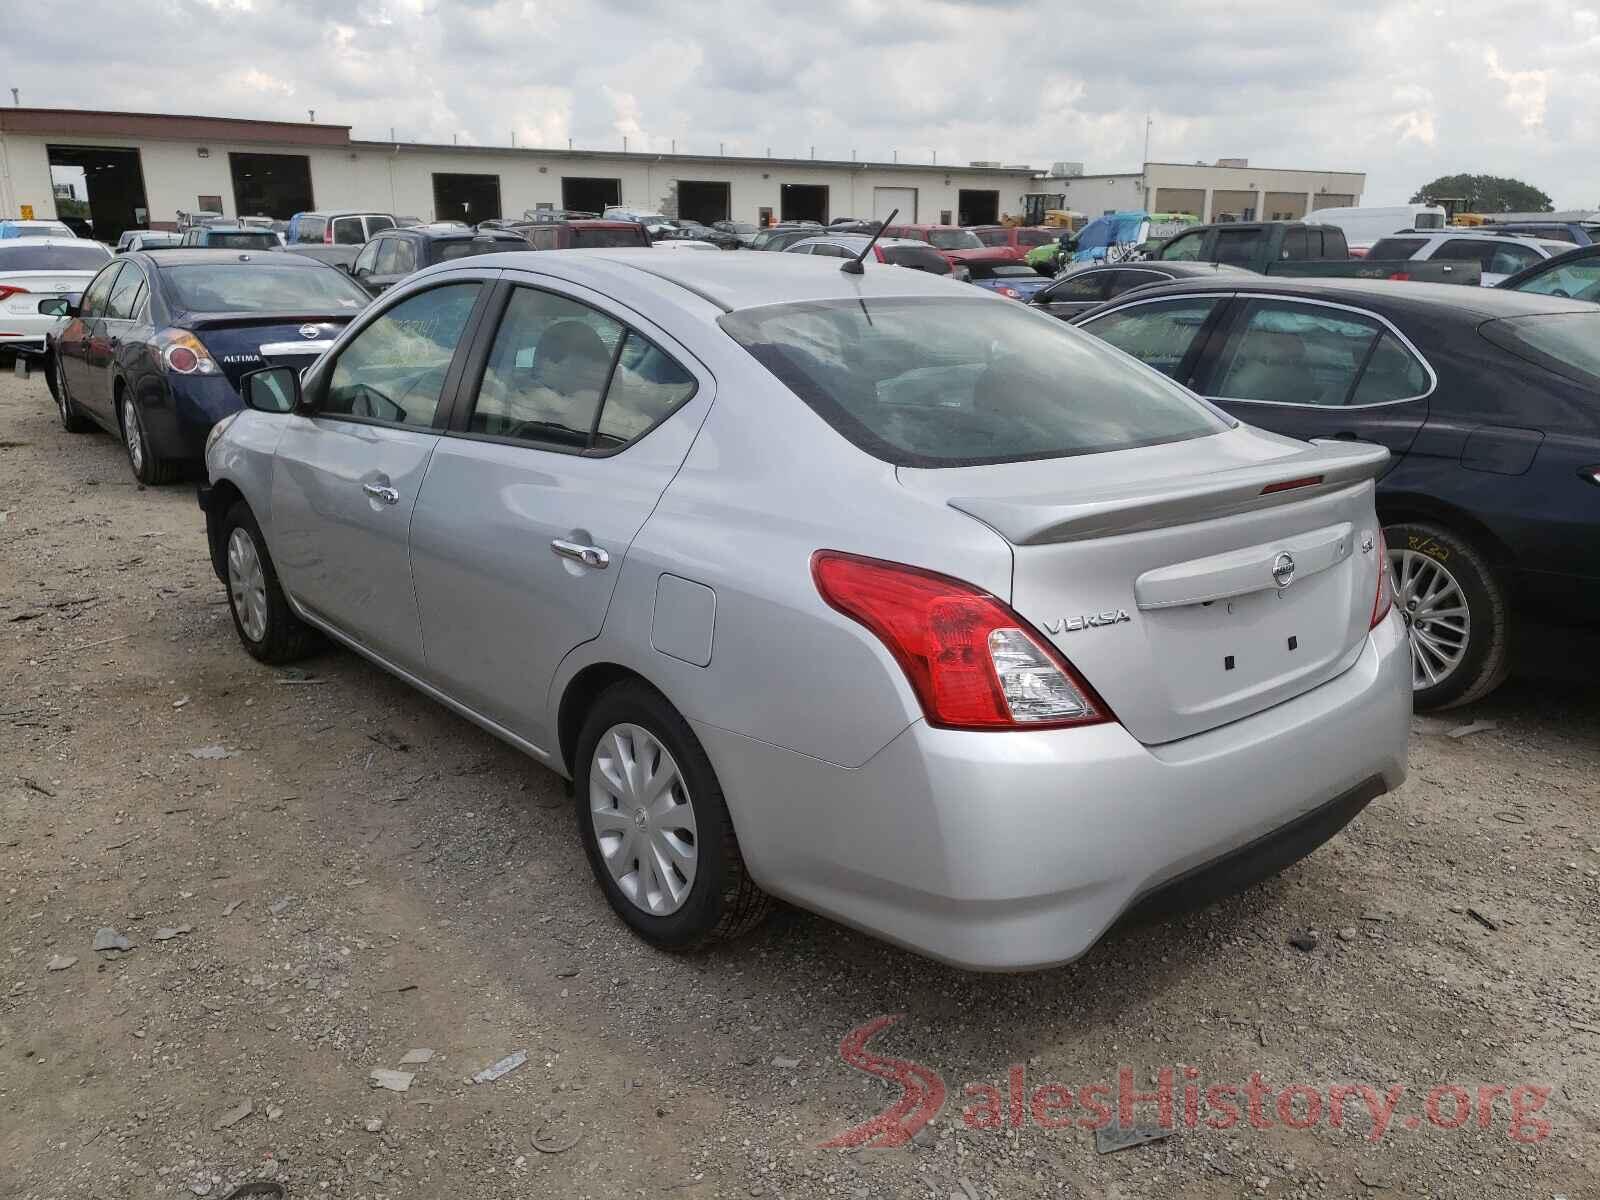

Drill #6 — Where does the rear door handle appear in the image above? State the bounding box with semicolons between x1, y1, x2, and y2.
551;539;609;569
362;483;400;505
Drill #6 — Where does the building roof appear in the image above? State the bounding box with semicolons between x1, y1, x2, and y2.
0;106;1035;176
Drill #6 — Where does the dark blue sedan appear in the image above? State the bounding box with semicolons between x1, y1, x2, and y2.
1070;276;1600;710
45;249;370;484
964;261;1054;301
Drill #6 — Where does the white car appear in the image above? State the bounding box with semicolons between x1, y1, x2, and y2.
0;238;112;357
1365;230;1571;286
651;238;719;251
0;219;78;240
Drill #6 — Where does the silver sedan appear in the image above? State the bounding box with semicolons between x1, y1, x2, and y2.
199;248;1410;970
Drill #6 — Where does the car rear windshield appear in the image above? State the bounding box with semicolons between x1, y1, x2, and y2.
975;264;1041;279
1018;229;1058;247
0;244;111;270
207;232;281;250
928;229;984;250
1480;312;1600;388
436;238;515;262
879;245;951;274
719;297;1228;467
160;264;372;313
571;227;650;248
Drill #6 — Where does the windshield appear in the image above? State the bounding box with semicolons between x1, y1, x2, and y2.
572;227;650;248
206;232;281;250
160;264;372;313
928;229;983;250
1508;257;1600;302
719;297;1226;467
0;243;111;270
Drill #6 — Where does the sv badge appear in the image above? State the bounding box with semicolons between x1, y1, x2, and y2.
1044;609;1131;635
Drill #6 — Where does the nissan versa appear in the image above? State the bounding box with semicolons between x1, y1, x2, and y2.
199;249;1410;970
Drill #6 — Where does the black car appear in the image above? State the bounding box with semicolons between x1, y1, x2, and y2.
1031;261;1253;320
348;225;527;295
1497;244;1600;301
44;249;372;484
178;225;282;250
1070;277;1600;709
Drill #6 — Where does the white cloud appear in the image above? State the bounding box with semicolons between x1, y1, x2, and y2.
8;0;1600;207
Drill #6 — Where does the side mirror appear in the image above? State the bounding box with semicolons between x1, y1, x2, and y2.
241;365;301;414
37;297;73;319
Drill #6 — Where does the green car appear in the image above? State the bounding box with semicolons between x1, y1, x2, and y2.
1026;237;1066;275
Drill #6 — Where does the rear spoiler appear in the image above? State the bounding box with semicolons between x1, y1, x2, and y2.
949;440;1389;545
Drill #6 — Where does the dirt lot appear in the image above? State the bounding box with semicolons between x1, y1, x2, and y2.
2;362;1598;1200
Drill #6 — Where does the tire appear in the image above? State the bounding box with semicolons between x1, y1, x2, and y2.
49;351;92;433
1386;521;1510;710
220;501;319;664
575;681;772;950
119;391;181;485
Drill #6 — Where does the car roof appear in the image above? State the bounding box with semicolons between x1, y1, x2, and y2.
135;248;328;268
1084;274;1600;319
422;247;973;315
0;236;101;250
1;219;72;227
789;235;933;249
1070;261;1251;277
1391;229;1572;248
295;210;391;219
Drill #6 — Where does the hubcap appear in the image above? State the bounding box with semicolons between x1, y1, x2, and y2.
588;723;698;916
227;527;269;643
1390;548;1470;690
121;399;143;472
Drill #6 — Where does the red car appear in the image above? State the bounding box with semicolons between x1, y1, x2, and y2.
968;225;1061;261
881;224;1019;270
507;219;652;250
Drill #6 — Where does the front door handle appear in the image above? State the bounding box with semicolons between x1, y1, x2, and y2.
362;482;400;505
551;539;609;569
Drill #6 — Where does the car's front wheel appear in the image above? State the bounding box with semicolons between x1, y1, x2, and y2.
1385;521;1509;710
221;501;319;664
119;392;180;485
575;681;772;950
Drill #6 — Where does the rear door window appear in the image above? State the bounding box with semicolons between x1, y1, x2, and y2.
1281;227;1309;260
1213;228;1261;268
1351;333;1430;404
78;262;125;319
1369;237;1427;259
1082;297;1221;379
720;296;1227;467
1159;230;1206;261
104;264;146;320
1432;239;1495;268
332;217;366;245
1211;299;1383;406
1487;242;1543;275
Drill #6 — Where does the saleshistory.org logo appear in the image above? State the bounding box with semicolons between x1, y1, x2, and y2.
820;1017;1554;1148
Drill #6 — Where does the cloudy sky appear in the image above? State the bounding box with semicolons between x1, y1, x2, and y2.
11;0;1599;207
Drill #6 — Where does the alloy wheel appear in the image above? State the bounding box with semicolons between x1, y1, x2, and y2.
588;723;698;916
121;398;143;473
1390;548;1470;690
227;527;269;643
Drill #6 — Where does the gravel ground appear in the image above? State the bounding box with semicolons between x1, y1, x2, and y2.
2;361;1598;1200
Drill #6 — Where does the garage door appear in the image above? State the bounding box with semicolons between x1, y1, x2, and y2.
874;186;917;223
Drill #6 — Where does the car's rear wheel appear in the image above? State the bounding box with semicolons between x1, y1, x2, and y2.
1385;521;1509;710
50;351;92;433
221;501;319;664
120;392;180;485
575;681;771;950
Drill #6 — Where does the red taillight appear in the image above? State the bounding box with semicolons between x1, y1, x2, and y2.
811;551;1112;731
1387;272;1412;282
1260;474;1325;495
324;226;334;244
998;287;1022;300
1370;530;1394;629
0;285;31;302
166;345;199;373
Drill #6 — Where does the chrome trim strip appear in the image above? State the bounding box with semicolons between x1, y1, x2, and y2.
258;340;336;355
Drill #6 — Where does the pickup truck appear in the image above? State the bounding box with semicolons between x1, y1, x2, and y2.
1153;220;1477;284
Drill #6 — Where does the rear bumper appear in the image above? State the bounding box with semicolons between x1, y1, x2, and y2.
694;613;1410;971
0;333;47;356
140;374;242;462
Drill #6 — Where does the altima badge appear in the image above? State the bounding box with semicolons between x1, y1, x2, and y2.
1045;610;1131;635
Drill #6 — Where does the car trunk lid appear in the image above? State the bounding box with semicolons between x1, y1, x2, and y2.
179;312;354;389
899;428;1389;745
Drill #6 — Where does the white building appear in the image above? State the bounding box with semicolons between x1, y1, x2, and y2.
1038;159;1366;223
0;107;1039;243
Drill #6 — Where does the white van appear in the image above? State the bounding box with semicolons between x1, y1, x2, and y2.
1304;205;1446;251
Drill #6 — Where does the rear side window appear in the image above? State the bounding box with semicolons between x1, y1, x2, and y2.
1158;230;1206;261
1369;237;1427;259
1352;333;1430;404
325;282;482;427
879;245;950;274
296;217;326;244
1212;300;1384;406
719;297;1228;467
1481;313;1600;388
596;334;697;447
1281;228;1309;259
1083;297;1220;379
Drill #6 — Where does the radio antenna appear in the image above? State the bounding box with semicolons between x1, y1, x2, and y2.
840;208;897;275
